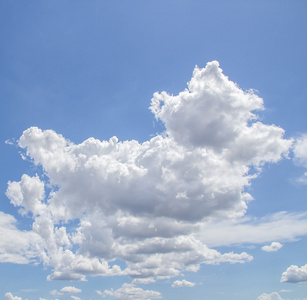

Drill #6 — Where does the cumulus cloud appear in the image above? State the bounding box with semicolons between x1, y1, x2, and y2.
98;283;162;299
171;279;196;287
60;286;82;294
261;242;283;252
281;264;307;283
257;292;283;300
71;296;81;300
6;174;45;216
4;61;294;284
5;293;22;300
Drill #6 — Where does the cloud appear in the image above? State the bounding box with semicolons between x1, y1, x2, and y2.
4;61;294;283
257;292;283;300
0;211;41;264
261;242;283;252
6;174;46;216
98;283;162;299
60;286;82;294
71;296;81;300
150;61;291;162
50;286;81;296
171;279;196;287
281;264;307;283
5;293;22;300
199;212;307;247
293;135;307;183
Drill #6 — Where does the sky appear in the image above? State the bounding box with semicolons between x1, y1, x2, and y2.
1;1;307;300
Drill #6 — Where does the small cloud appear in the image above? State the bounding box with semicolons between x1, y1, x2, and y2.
5;293;22;300
60;286;82;294
281;263;307;283
293;135;307;183
100;283;161;299
279;289;291;293
171;279;196;288
257;292;283;300
5;139;14;145
261;242;283;252
132;278;156;285
50;290;58;295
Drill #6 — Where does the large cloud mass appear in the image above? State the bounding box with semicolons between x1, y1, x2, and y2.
5;61;293;286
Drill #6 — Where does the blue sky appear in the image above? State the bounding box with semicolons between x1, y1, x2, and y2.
1;1;307;300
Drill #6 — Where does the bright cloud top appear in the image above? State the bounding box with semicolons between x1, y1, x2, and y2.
4;61;293;286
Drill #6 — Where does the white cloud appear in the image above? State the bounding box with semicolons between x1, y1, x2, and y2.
4;61;294;283
171;279;196;287
60;286;82;294
50;290;58;295
70;296;81;300
6;174;46;216
0;212;41;264
257;292;283;300
132;278;156;285
261;242;283;252
281;264;307;283
99;283;162;299
293;135;307;183
150;61;291;164
5;293;22;300
199;212;307;247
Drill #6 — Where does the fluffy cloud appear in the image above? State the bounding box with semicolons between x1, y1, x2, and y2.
281;264;307;283
257;292;283;300
4;61;294;284
60;286;82;294
4;293;22;300
171;279;196;287
6;174;45;216
261;242;283;252
98;283;161;300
